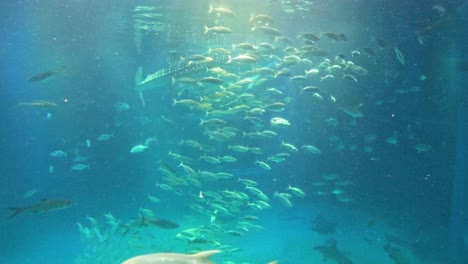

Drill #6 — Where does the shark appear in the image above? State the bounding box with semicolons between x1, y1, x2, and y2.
134;52;230;106
8;198;73;219
135;62;207;106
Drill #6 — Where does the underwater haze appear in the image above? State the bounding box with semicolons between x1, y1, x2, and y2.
1;0;468;263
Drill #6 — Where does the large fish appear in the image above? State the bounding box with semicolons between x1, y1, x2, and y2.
121;250;220;264
8;198;73;219
121;250;279;264
135;62;207;106
135;53;230;105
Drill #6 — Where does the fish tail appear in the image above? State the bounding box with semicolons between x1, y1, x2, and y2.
8;207;24;219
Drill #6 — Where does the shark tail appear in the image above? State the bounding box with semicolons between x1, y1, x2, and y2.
8;207;25;219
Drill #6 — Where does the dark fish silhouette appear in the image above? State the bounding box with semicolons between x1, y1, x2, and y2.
8;199;73;218
27;71;59;82
148;217;180;229
131;215;180;229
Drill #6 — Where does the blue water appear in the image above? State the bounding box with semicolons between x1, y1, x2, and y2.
1;0;467;263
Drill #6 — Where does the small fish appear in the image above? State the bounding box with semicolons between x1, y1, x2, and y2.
229;54;257;63
130;144;148;153
320;74;335;81
50;150;67;158
274;192;293;208
416;143;432;153
347;64;368;75
343;74;358;82
351;50;361;57
281;141;299;153
139;208;155;217
321;32;348;41
302;145;321;154
96;134;113;141
232;42;257;51
255;160;271;170
394;47;405;65
208;5;234;16
8;198;73;218
17;100;57;108
228;145;249;152
250;14;274;25
204;26;232;34
302;86;320;93
147;194;160;203
71;164;90;171
312;93;323;101
298;33;320;41
198;76;223;85
220;155;237;163
270;117;290;127
287;185;306;197
226;230;244;236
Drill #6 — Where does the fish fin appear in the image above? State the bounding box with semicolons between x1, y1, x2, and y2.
135;66;146;106
139;92;146;107
135;66;143;85
192;250;221;263
8;207;24;219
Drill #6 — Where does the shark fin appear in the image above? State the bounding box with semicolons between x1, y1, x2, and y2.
8;207;25;219
135;66;143;85
135;66;146;106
